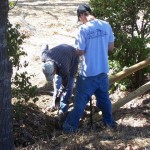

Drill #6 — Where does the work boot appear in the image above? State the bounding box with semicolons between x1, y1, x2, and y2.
103;122;118;132
93;121;118;132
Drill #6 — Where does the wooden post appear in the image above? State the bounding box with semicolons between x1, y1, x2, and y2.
109;57;150;85
112;81;150;112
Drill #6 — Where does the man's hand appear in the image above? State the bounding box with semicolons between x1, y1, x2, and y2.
55;85;66;108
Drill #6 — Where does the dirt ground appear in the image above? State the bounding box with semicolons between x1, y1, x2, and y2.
9;0;150;150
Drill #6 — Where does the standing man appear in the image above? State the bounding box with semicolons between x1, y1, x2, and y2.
41;44;79;117
63;4;116;132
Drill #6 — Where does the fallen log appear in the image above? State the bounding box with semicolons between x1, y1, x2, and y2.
109;57;150;85
112;81;150;112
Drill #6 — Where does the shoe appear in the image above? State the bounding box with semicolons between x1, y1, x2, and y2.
104;122;118;132
93;122;107;130
93;121;118;132
111;122;118;131
63;122;77;134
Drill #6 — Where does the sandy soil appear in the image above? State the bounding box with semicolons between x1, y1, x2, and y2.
9;0;88;88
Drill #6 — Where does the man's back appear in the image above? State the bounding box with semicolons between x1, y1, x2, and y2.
41;44;78;87
75;19;114;76
41;44;76;64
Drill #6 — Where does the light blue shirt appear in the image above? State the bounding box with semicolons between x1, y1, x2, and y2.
75;19;115;77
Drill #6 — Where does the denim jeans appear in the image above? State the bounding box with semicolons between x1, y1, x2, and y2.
63;73;115;132
53;74;74;113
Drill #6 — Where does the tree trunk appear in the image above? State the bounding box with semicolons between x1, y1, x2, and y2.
0;1;14;149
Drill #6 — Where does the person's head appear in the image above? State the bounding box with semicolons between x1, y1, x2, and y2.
77;4;92;23
42;61;55;81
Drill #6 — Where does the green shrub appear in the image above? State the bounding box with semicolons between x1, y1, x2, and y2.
7;22;38;103
90;0;150;89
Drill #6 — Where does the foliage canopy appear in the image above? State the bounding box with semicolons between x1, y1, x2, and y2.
90;0;150;89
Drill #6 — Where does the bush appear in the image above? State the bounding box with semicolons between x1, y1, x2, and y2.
90;0;150;89
7;22;38;103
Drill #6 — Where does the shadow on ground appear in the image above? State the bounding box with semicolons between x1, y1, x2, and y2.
13;102;60;148
13;94;150;149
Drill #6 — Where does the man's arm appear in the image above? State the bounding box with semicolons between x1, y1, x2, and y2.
76;49;86;56
55;74;68;107
108;42;114;52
